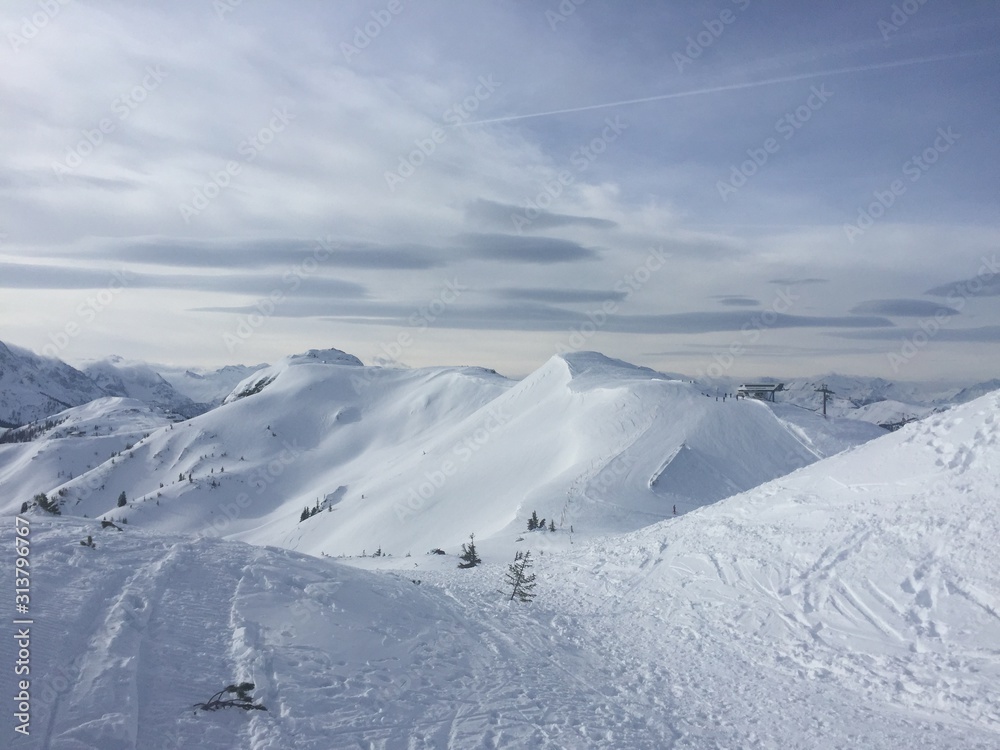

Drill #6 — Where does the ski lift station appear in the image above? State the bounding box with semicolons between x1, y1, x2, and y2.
737;383;786;402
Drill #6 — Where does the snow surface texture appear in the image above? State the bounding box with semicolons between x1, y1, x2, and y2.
0;351;883;555
2;391;998;748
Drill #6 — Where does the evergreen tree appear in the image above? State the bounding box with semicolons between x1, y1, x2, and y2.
527;511;539;531
548;519;556;532
300;507;310;522
34;493;60;515
117;491;127;507
458;533;481;568
504;550;537;602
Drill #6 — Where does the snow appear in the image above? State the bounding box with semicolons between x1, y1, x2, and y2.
156;364;269;407
0;342;108;427
2;343;998;748
80;356;206;420
0;398;171;511
4;352;882;557
3;391;999;748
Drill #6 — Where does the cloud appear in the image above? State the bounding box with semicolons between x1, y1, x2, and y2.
493;287;627;304
714;296;760;307
45;237;447;270
0;262;367;298
456;233;599;263
196;297;893;336
464;198;618;232
849;299;961;317
830;326;1000;342
925;271;1000;298
768;278;829;286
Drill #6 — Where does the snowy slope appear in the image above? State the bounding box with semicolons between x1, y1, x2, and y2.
0;341;108;427
2;519;675;749
80;356;207;419
0;398;171;510
535;389;1000;747
7;351;884;557
3;391;998;749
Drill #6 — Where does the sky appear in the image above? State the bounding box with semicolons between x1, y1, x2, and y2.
1;0;999;381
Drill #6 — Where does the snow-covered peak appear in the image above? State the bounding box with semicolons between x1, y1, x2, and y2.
555;350;658;380
0;340;109;426
81;356;206;420
283;347;363;367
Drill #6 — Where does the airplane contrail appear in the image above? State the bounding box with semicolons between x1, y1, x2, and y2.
456;48;997;127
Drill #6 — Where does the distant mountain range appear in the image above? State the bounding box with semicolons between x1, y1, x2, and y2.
0;340;266;426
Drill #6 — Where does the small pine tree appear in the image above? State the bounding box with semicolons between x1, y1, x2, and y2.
505;550;537;602
538;518;545;531
527;511;539;531
117;491;127;508
34;493;60;515
548;519;556;532
458;533;481;569
300;507;310;522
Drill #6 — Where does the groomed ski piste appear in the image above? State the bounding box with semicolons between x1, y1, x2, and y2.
1;353;998;748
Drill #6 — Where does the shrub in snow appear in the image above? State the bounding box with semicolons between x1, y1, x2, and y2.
193;682;267;712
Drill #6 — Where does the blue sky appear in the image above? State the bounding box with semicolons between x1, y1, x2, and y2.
1;0;998;380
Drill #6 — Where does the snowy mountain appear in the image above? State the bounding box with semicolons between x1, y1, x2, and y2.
0;398;172;510
156;363;269;406
0;341;111;427
3;386;998;748
2;350;884;557
81;356;207;420
952;378;1000;405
